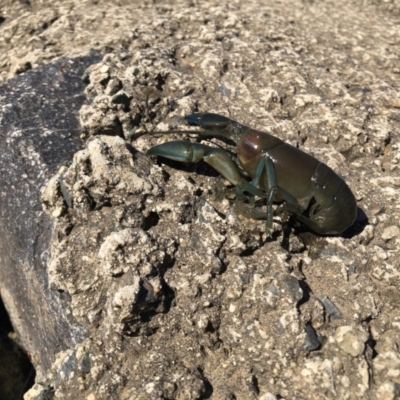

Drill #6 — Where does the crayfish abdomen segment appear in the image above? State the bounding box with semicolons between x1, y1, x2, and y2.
309;163;357;234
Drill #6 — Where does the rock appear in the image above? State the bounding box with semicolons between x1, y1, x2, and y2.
281;274;303;304
303;322;322;351
2;0;400;399
0;54;101;371
23;383;54;400
376;381;400;400
318;295;342;320
373;351;400;384
381;225;400;241
335;326;369;357
259;393;278;400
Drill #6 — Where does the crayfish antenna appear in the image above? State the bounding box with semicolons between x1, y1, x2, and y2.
149;130;224;137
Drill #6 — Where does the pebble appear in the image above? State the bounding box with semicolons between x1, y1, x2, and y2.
335;326;369;357
381;225;400;241
376;381;399;400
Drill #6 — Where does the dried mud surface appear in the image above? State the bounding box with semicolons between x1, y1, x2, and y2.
1;1;400;399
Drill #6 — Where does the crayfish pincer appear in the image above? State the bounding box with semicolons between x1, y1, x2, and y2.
147;113;357;236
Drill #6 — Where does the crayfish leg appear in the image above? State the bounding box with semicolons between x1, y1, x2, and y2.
148;140;266;197
244;156;278;237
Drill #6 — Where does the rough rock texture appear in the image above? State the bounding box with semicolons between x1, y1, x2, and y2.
0;54;101;374
1;0;400;399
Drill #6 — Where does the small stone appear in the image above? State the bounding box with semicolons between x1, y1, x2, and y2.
392;99;400;108
303;323;321;351
318;295;342;319
104;78;121;95
11;60;32;75
381;226;400;241
23;383;53;400
197;314;209;331
376;381;399;400
112;279;141;323
281;275;303;304
52;207;63;217
335;326;369;357
373;351;400;384
259;393;278;400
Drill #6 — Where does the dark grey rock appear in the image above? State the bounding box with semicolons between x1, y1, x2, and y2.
318;295;342;320
281;274;303;304
0;54;101;370
303;322;322;351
